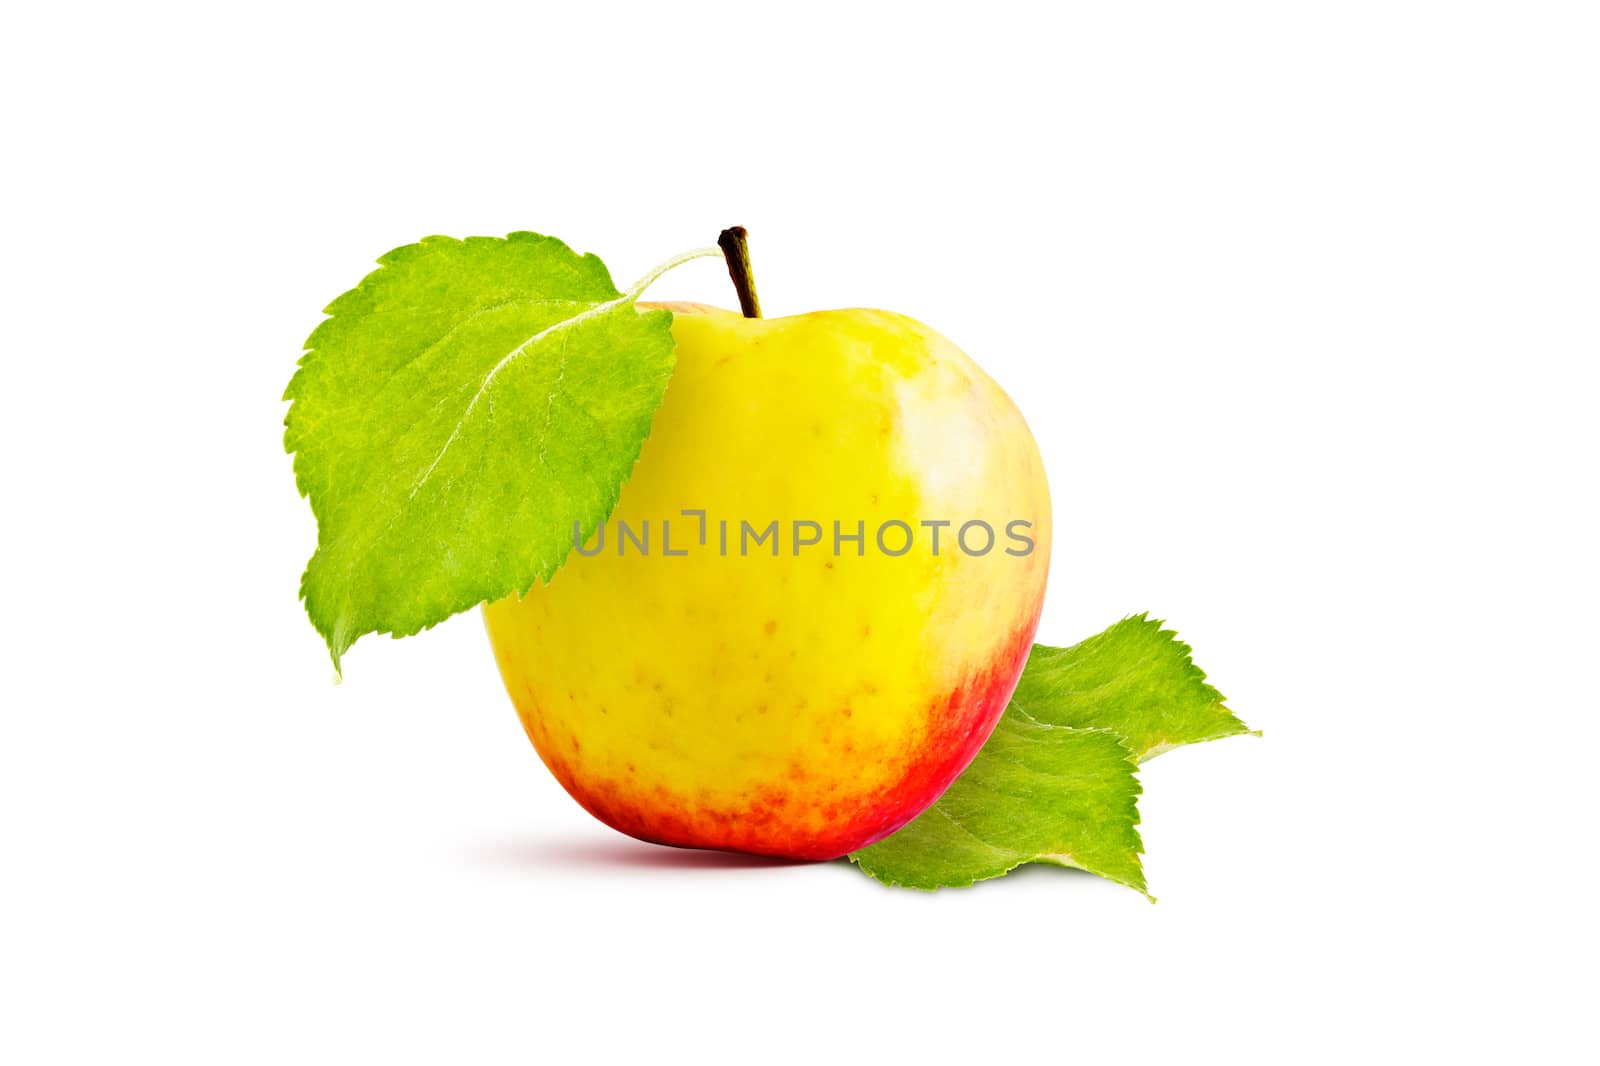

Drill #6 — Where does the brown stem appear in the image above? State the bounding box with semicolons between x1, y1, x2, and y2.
718;226;762;318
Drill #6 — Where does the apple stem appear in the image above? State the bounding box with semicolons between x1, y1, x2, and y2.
718;226;762;318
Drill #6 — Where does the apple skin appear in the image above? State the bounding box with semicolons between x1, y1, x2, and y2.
483;303;1051;860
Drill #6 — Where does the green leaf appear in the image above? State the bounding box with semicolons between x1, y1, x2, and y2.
852;721;1147;894
284;232;676;671
1012;614;1256;761
850;615;1255;893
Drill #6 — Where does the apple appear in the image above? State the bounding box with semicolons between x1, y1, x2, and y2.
482;301;1051;859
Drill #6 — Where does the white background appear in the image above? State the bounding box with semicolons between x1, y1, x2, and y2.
3;2;1595;1061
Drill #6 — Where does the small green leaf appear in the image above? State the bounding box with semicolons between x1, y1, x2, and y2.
284;232;676;671
850;615;1255;892
1013;614;1256;761
852;721;1147;894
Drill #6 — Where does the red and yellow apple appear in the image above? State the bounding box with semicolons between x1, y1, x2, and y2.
482;303;1050;859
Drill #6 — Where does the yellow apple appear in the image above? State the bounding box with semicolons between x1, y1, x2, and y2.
483;302;1051;859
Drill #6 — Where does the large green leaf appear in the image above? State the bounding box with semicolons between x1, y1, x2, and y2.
284;233;676;671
